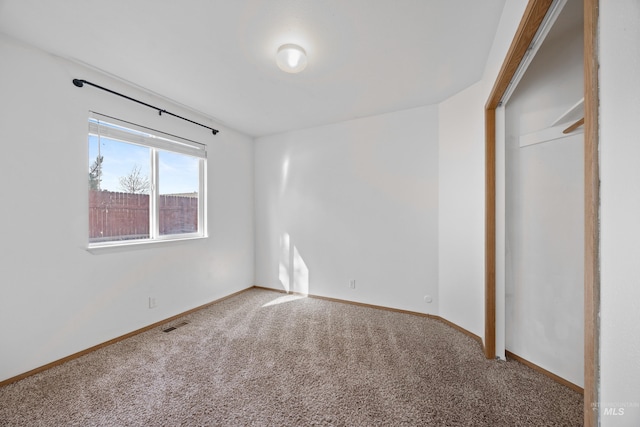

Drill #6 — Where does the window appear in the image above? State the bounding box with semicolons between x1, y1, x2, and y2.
88;113;206;247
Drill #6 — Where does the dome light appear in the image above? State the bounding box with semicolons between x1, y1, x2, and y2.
276;44;308;73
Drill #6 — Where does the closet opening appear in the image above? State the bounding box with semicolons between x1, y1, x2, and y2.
483;0;599;425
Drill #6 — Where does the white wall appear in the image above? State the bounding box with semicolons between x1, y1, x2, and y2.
503;7;584;388
599;0;640;425
0;35;255;382
482;0;529;101
437;81;485;337
254;106;439;313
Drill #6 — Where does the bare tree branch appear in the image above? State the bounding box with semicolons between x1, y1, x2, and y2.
119;164;150;194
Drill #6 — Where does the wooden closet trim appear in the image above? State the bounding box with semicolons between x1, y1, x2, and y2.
484;0;554;361
583;0;599;425
484;0;599;425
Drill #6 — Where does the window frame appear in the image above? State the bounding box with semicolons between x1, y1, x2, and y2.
87;112;207;250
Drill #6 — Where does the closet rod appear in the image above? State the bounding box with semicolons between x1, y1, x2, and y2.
563;117;584;134
72;79;219;135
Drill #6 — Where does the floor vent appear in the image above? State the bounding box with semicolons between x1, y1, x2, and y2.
163;321;189;333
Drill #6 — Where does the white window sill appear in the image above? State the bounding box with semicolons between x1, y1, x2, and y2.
87;235;207;254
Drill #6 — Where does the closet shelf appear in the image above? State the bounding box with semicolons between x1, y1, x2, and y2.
520;97;585;148
551;97;584;127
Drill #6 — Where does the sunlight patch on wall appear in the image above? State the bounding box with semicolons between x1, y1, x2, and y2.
280;155;290;196
279;233;291;292
278;232;310;295
292;245;309;295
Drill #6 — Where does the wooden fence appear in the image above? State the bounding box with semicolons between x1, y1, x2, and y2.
89;190;197;242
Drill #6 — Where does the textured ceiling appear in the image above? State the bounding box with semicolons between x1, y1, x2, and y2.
0;0;506;137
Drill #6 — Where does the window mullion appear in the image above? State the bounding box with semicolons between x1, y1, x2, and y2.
199;158;206;237
150;148;159;239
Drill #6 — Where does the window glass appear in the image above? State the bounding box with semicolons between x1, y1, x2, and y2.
158;151;200;236
88;136;151;243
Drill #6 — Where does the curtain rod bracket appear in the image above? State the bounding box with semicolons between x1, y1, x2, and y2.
72;78;219;136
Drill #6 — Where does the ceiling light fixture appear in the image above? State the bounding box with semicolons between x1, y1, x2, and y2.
276;44;308;73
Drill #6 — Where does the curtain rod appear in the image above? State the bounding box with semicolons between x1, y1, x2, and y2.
72;79;219;135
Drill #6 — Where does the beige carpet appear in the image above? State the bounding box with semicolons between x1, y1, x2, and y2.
0;288;583;426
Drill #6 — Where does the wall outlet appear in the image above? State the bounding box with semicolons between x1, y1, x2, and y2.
149;297;157;309
424;295;433;303
349;279;356;289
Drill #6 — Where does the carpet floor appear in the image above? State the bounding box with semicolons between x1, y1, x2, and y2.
0;288;583;426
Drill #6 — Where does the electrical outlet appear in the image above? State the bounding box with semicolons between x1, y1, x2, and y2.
349;279;356;289
424;295;433;303
149;297;157;309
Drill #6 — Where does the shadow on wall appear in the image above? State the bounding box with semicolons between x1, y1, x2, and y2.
279;232;310;295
